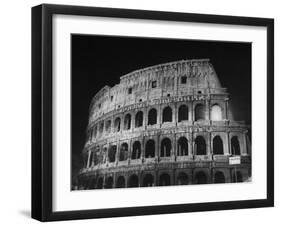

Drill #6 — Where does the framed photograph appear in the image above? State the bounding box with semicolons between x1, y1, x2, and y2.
32;4;274;221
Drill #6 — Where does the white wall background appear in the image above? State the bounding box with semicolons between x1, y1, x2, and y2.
0;0;279;225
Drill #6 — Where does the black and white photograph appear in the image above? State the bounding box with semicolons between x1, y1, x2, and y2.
71;35;252;190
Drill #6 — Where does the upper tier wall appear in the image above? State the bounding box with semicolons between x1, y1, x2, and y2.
89;59;227;122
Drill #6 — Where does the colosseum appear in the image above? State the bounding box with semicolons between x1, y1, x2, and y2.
77;59;251;189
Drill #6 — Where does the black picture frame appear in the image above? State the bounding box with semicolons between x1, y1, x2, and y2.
32;4;274;222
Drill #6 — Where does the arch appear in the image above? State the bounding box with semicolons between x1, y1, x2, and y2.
232;170;243;182
176;172;189;185
108;145;117;162
177;137;188;156
114;117;121;132
145;139;155;158
93;152;99;166
195;136;206;155
89;179;96;189
231;136;241;155
124;113;131;130
105;120;111;133
159;173;171;186
99;121;104;135
211;104;223;120
162;106;172;122
160;138;172;157
195;104;206;121
194;171;207;184
143;174;154;187
116;176;125;188
97;177;103;189
132;141;141;159
214;171;226;183
148;108;157;125
128;174;139;187
178;105;188;122
213;136;224;155
119;143;128;161
105;176;113;189
135;111;143;127
93;126;97;138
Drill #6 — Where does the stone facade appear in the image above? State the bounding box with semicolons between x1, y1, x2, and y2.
77;59;251;189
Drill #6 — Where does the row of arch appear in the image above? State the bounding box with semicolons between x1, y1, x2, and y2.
90;103;223;139
88;170;244;189
88;135;241;166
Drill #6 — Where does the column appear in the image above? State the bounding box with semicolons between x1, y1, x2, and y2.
86;151;91;168
242;132;248;155
225;132;230;155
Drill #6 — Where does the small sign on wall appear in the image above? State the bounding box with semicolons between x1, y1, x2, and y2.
229;156;241;165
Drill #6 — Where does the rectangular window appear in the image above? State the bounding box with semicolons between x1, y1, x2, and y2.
152;81;157;88
128;87;132;94
181;76;187;84
110;96;113;101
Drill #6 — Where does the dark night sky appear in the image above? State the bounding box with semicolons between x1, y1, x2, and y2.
71;35;251;177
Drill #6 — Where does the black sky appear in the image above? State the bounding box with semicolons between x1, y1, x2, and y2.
71;34;251;178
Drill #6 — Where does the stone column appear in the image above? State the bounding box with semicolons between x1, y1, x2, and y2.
207;133;212;156
225;100;228;120
141;135;145;161
206;99;210;120
174;102;178;123
86;151;91;168
156;135;160;162
228;132;232;155
242;132;248;155
115;140;120;166
173;103;177;123
143;106;148;130
225;132;230;155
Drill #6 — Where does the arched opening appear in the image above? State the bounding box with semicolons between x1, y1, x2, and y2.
178;105;188;122
145;139;155;158
108;145;117;162
195;136;206;155
124;114;131;130
177;137;188;156
93;152;98;166
195;104;205;121
99;121;104;135
214;171;226;183
102;147;107;164
162;106;172;123
105;120;111;133
128;174;139;187
97;177;103;189
93;126;97;138
105;176;113;189
231;136;241;155
148;108;157;125
116;176;125;188
176;172;189;185
194;171;207;184
160;138;172;157
89;179;96;189
119;143;128;161
213;136;224;155
211;104;222;120
232;170;243;182
114;117;121;132
135;111;143;127
159;173;171;186
132;141;141;159
143;174;154;187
